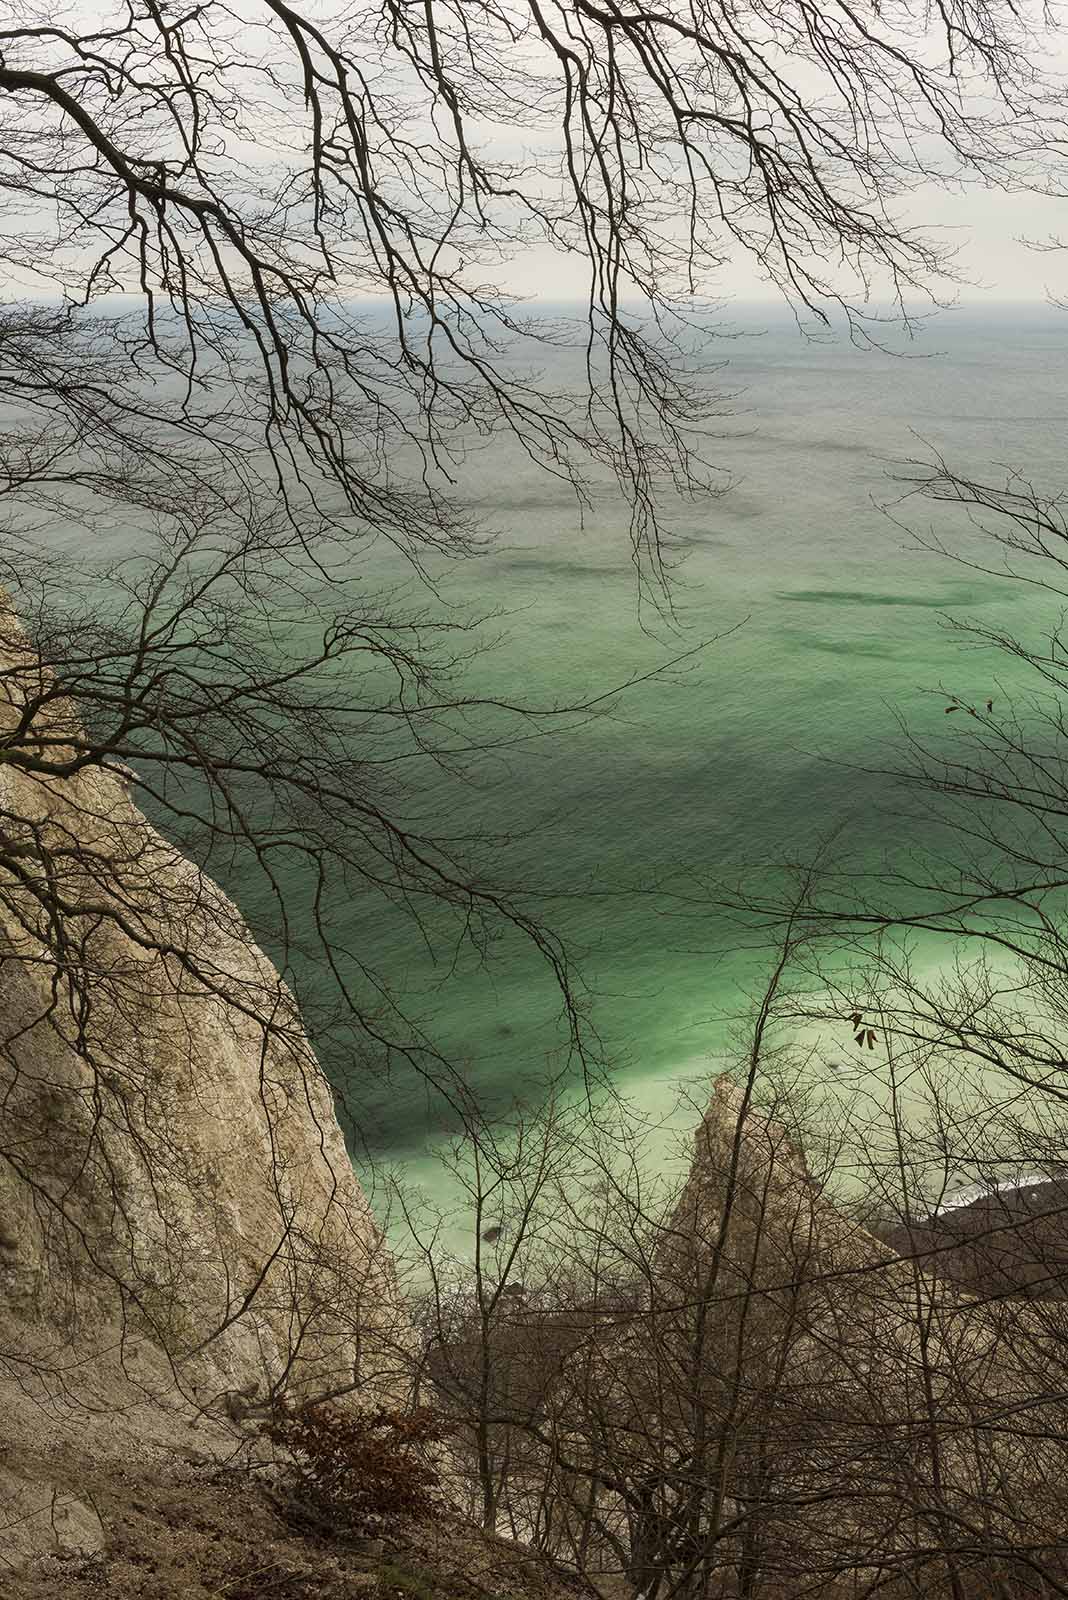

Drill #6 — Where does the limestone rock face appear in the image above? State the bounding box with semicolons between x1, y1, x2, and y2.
0;602;411;1567
663;1073;896;1286
659;1074;1065;1584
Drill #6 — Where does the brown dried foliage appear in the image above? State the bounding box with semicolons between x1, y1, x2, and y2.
265;1403;453;1537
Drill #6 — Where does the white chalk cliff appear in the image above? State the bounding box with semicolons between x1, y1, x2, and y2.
0;598;409;1568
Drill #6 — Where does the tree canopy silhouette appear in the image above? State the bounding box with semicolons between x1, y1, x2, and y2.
0;0;1058;1118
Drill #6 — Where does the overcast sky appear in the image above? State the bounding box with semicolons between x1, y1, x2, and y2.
12;2;1068;310
493;178;1068;306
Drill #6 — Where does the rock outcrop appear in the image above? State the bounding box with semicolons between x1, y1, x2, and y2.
0;600;411;1571
663;1072;894;1281
657;1074;1068;1593
463;1074;1068;1595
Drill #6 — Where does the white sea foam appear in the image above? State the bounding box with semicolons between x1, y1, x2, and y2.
935;1174;1060;1213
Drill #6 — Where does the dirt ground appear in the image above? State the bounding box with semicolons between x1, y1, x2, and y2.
2;1437;590;1600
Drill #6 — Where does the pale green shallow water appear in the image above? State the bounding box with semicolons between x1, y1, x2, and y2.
307;304;1068;1162
79;304;1068;1170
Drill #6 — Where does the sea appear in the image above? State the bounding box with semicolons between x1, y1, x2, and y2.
54;301;1068;1194
327;305;1068;1162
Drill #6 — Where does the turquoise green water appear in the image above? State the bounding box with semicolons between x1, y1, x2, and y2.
227;304;1064;1162
92;305;1068;1165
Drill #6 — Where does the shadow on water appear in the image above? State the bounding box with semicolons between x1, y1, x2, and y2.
777;588;997;609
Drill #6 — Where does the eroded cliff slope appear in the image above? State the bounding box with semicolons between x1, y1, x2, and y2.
0;598;410;1570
